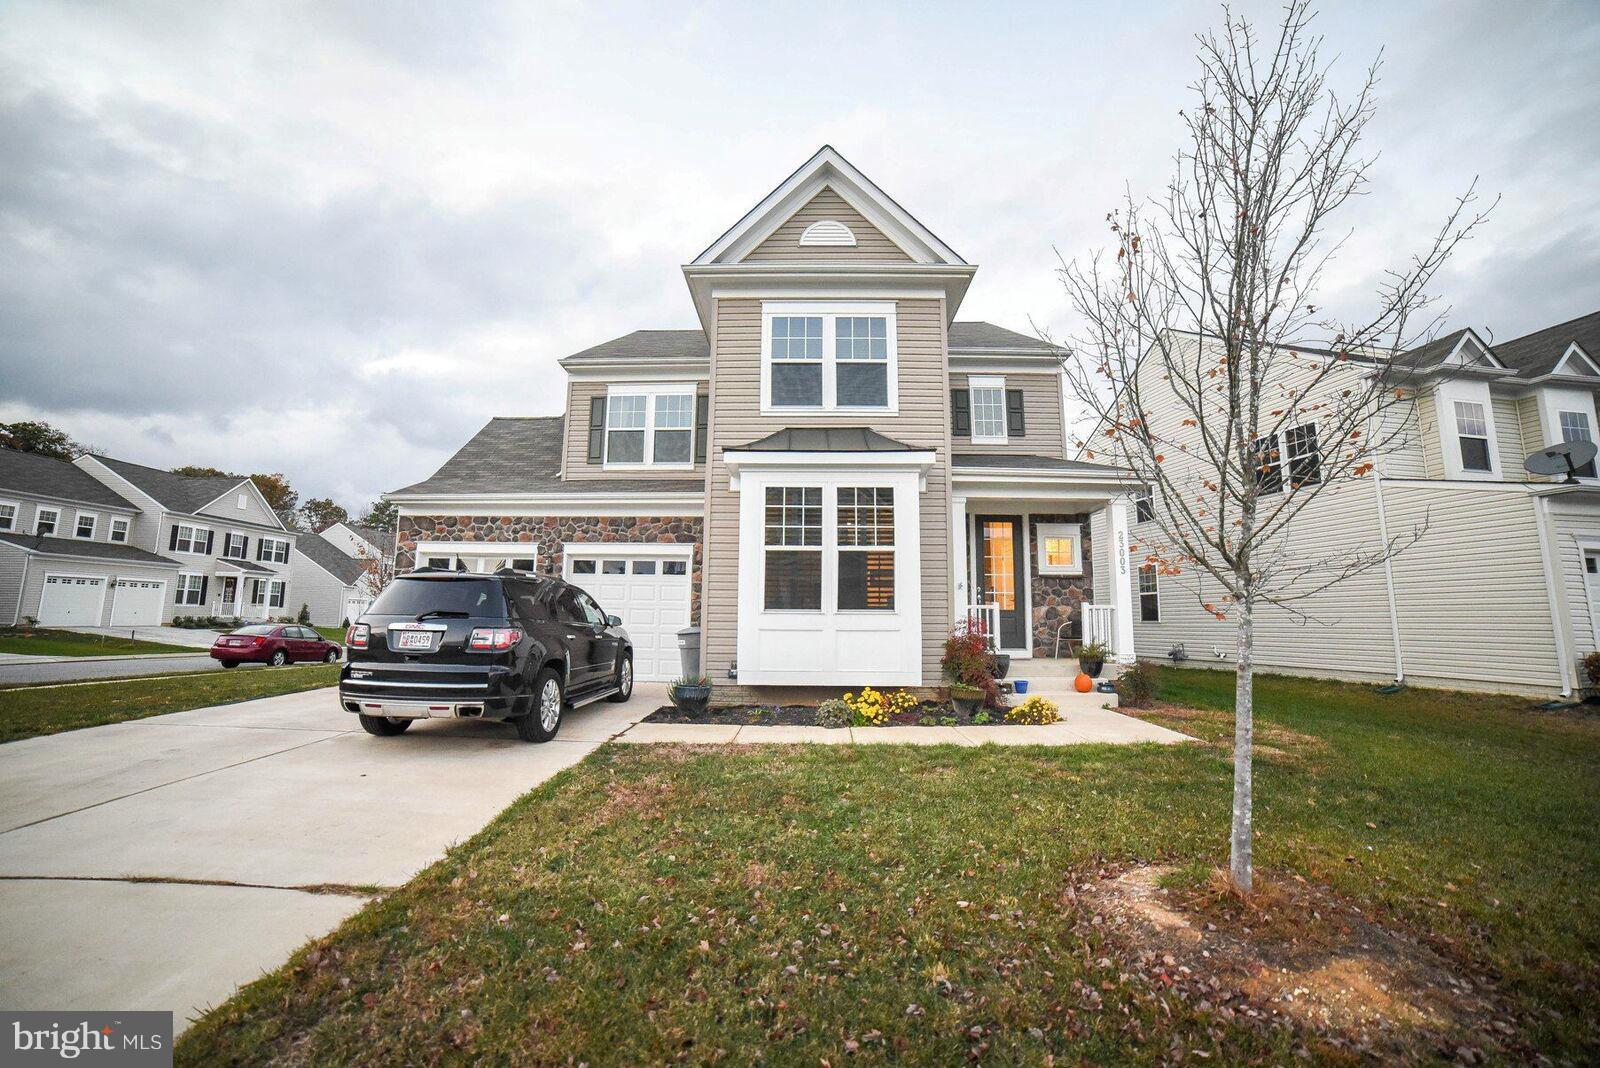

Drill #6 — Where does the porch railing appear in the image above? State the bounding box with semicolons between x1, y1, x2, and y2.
962;602;1001;648
1082;603;1117;652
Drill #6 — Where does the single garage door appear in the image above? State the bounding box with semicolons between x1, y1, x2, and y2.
564;551;692;682
38;574;106;626
110;578;165;626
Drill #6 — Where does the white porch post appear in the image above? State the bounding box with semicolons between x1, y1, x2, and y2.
950;494;969;621
1107;497;1137;664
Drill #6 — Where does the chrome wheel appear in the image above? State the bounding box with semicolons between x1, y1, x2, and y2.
539;677;562;732
619;659;633;697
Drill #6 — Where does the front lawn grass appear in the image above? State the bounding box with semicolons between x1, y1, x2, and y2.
0;626;194;657
313;625;347;643
0;663;340;743
177;669;1600;1064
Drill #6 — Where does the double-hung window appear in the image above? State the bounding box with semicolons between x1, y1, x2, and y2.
1454;401;1492;472
257;536;289;564
1251;435;1283;494
223;532;248;559
968;376;1008;444
0;500;16;531
74;512;97;539
764;303;896;412
1134;490;1155;524
1285;423;1322;487
268;579;287;609
1559;410;1597;478
763;487;823;610
174;523;208;554
836;488;895;610
109;518;130;543
176;574;206;606
604;388;695;467
35;507;60;536
1138;564;1160;622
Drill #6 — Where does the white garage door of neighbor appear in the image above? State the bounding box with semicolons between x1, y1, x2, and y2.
39;574;106;626
111;579;165;627
564;552;692;682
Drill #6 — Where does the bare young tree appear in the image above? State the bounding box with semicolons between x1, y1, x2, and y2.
1057;2;1493;891
353;539;396;602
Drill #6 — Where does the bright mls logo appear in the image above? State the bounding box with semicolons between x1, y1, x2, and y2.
4;1012;171;1065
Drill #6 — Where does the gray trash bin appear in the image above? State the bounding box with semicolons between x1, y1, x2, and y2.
676;627;701;678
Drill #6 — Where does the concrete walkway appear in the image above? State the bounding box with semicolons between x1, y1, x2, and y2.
65;624;224;649
0;682;658;1031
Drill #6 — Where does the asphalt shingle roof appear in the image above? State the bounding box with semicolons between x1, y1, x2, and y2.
1492;310;1600;378
0;448;137;509
91;455;252;515
391;417;703;497
344;523;393;553
0;531;179;567
296;532;367;585
558;322;1059;365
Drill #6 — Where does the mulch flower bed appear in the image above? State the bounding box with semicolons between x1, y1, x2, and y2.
646;703;1021;727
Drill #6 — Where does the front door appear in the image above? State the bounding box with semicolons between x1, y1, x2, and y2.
976;516;1027;650
217;575;238;614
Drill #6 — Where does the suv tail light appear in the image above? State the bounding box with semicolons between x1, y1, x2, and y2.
347;623;370;649
468;627;523;652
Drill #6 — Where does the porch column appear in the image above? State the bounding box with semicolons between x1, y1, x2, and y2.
1106;497;1137;663
950;494;969;620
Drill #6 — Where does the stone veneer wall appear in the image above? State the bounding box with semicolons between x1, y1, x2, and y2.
1027;513;1093;657
397;515;704;624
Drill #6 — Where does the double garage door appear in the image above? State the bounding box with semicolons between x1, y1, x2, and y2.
37;575;165;627
562;550;692;682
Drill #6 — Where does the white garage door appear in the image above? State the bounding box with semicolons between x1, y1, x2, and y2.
564;551;692;682
38;574;106;626
111;579;165;626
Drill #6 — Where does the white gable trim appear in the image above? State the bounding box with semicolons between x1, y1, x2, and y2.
692;146;965;267
1554;342;1600;378
1442;329;1506;369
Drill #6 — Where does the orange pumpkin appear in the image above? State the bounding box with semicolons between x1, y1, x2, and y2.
1074;673;1093;693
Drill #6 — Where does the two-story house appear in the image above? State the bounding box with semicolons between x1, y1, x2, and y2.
291;521;395;626
390;147;1138;693
1116;311;1600;697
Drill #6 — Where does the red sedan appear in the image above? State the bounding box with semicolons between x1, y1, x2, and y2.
210;624;342;668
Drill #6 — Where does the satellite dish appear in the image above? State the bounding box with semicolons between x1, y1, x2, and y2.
1524;439;1598;483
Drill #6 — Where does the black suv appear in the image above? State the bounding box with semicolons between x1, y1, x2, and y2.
339;569;633;742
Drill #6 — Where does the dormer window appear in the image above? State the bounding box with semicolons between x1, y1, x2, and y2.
798;220;857;247
1559;410;1597;478
762;302;897;413
601;385;696;468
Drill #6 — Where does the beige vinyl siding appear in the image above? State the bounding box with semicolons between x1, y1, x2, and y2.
743;188;913;264
1415;391;1445;479
1491;394;1527;480
1518;396;1552;481
701;296;951;685
1546;494;1600;661
952;372;1065;459
562;380;709;480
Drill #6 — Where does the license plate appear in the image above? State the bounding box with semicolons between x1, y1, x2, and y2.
394;630;433;650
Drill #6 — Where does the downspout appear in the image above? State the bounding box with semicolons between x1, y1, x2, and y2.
12;550;30;626
1369;474;1405;684
1532;492;1576;697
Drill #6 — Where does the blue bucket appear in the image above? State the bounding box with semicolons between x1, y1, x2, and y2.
1013;679;1030;694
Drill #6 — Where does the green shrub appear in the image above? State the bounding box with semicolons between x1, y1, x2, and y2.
1115;659;1161;708
297;603;311;624
1583;651;1600;690
816;699;852;729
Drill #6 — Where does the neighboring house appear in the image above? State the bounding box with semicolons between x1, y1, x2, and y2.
71;456;298;622
390;147;1136;692
0;448;181;627
1118;310;1600;697
291;529;387;626
319;520;393;565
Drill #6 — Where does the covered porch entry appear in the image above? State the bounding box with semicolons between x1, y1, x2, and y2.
951;456;1135;663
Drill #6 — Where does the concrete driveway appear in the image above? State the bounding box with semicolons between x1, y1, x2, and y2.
0;682;662;1031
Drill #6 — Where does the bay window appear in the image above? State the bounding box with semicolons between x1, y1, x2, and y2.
763;303;897;412
1559;410;1597;478
837;487;894;610
763;487;822;610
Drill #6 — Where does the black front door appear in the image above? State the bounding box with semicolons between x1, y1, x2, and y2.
975;516;1027;650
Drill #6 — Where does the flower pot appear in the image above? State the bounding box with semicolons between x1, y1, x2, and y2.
1013;679;1030;694
949;687;984;717
670;685;711;714
1081;658;1104;679
990;654;1011;679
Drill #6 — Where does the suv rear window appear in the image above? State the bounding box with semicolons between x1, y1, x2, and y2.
368;577;507;618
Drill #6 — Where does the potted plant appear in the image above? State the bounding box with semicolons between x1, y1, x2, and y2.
949;683;985;717
1078;640;1110;679
669;675;712;714
941;621;1003;709
989;652;1011;679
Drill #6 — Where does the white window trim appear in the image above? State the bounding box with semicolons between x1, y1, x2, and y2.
175;571;207;606
1433;380;1500;480
268;578;287;609
1137;563;1161;623
174;522;212;555
602;382;696;471
34;506;61;536
1035;523;1083;576
760;300;899;415
1537;386;1600;482
734;465;923;686
108;517;130;543
413;540;538;575
73;511;99;540
257;535;290;564
0;497;21;532
223;531;249;559
968;374;1008;445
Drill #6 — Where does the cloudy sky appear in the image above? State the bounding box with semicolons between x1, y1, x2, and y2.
3;1;1597;513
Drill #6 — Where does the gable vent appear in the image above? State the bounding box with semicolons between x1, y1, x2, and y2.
799;219;857;247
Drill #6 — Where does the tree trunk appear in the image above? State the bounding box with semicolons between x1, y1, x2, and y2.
1230;590;1255;892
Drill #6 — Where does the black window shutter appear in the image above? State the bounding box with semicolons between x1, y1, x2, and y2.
240;535;249;559
1006;390;1026;436
198;576;208;603
694;394;709;464
256;538;265;561
587;397;606;463
951;389;971;437
203;529;214;554
169;525;179;551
